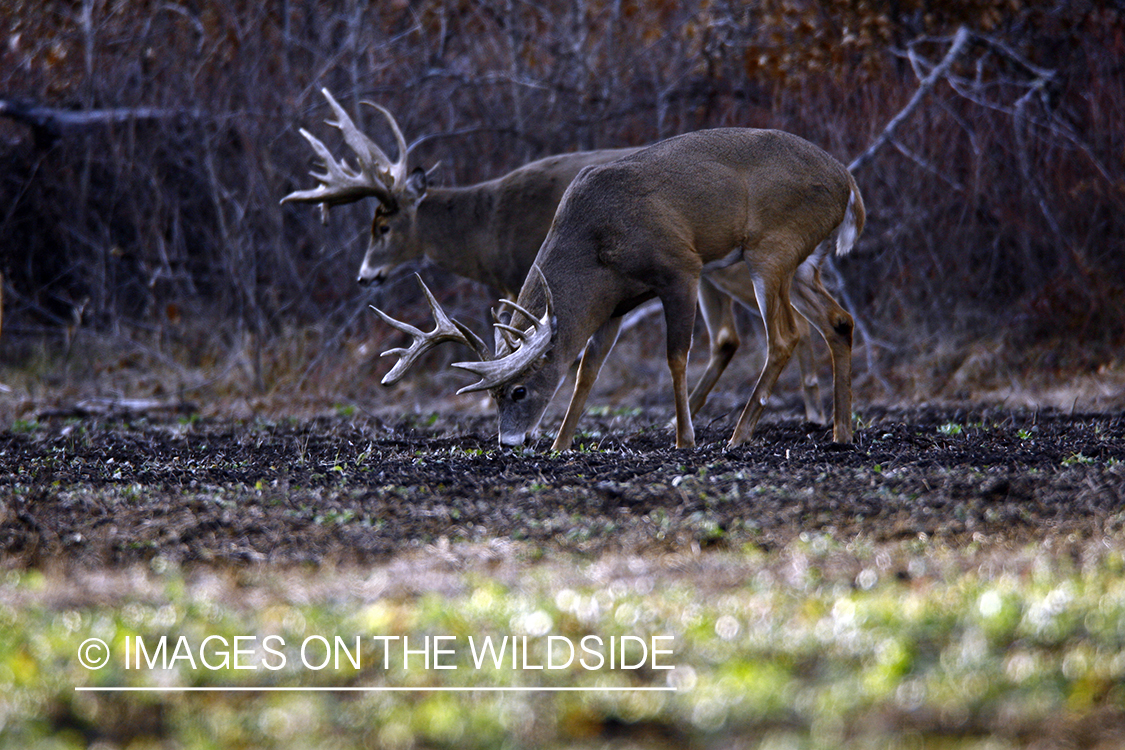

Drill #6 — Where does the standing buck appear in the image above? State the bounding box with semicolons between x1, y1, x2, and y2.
375;128;863;450
281;88;638;297
283;89;828;423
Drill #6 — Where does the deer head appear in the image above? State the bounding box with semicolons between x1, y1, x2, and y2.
281;88;430;285
372;269;560;446
451;267;561;446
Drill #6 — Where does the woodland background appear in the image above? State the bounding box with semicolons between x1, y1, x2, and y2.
1;0;1122;409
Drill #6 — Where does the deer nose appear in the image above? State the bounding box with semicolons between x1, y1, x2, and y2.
357;267;388;286
499;431;528;448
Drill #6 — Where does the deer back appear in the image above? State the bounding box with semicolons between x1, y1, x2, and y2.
365;147;642;297
475;128;861;445
541;129;857;282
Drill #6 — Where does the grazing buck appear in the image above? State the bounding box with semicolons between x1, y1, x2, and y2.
375;128;863;450
283;89;828;422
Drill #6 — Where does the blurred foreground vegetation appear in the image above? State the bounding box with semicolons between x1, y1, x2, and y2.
4;538;1125;748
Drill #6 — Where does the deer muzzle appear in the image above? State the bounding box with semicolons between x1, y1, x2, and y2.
499;429;530;448
357;264;390;286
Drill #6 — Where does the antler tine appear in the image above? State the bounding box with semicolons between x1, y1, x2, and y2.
362;101;410;187
281;127;392;207
452;270;556;393
494;266;554;332
370;275;489;386
280;88;405;209
534;265;556;325
491;307;519;350
495;298;543;329
414;276;490;360
320;89;401;183
493;322;528;342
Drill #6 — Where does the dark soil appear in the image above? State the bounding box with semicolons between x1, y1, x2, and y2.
2;405;1123;570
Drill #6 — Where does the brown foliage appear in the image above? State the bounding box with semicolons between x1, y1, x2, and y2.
0;0;1122;378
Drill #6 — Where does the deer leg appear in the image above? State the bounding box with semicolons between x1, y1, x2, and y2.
552;316;623;451
790;260;853;443
793;314;825;425
701;264;822;424
660;283;700;449
728;268;800;448
688;276;740;416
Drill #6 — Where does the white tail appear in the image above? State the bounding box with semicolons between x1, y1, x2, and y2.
835;189;861;257
393;128;863;449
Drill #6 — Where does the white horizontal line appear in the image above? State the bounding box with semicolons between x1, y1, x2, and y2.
76;686;677;693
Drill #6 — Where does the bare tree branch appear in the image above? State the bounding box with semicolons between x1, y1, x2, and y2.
848;27;972;173
890;137;964;190
0;99;204;131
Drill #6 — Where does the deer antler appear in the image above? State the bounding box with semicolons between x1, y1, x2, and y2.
359;100;409;188
452;267;556;394
370;268;556;393
281;88;409;210
370;275;490;386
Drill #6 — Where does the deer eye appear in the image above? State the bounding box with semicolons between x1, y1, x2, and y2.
511;386;528;402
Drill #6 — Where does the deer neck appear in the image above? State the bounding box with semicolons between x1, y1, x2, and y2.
515;257;616;371
413;186;513;295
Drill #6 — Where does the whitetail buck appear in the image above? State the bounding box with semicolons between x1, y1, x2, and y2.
283;89;827;423
281;88;638;297
374;128;863;450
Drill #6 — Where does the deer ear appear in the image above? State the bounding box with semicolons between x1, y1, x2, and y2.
405;167;428;202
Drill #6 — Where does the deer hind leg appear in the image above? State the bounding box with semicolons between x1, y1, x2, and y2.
791;258;853;444
728;264;801;448
688;276;740;416
793;315;826;425
552;316;623;451
702;263;823;424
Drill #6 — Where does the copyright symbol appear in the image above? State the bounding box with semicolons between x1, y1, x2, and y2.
78;638;110;670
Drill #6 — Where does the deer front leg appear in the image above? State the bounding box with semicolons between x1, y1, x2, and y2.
552;317;623;451
688;276;740;416
660;283;699;449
